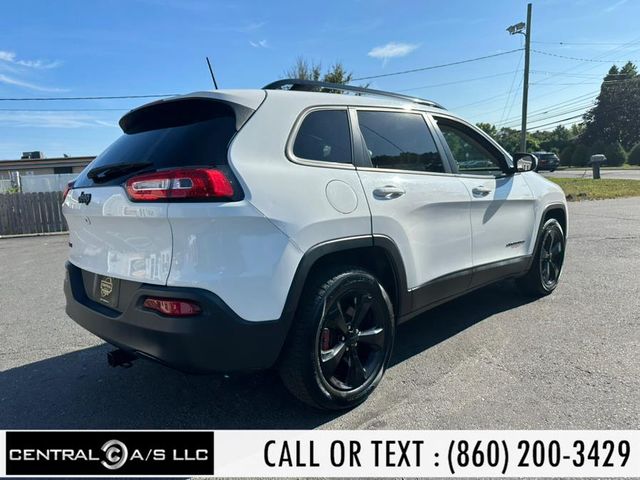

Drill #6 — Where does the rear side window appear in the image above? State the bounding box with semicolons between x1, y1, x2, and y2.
357;111;444;173
292;110;352;164
74;100;237;188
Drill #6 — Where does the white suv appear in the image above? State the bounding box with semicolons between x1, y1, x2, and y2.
63;80;567;409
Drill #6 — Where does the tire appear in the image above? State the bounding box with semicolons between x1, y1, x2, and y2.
279;266;395;410
516;218;566;297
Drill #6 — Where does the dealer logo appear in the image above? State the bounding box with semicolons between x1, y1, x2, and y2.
5;431;214;476
101;439;129;470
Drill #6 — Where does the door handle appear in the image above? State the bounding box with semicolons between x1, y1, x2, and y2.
472;186;492;197
373;185;405;199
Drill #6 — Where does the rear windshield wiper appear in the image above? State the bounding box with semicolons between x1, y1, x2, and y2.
87;161;153;183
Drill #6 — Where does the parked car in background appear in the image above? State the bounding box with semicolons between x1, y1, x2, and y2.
532;151;560;171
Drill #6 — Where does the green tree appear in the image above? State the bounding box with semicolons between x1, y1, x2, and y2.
495;128;520;153
627;143;640;165
285;57;321;81
583;62;640;150
560;143;575;166
284;58;353;85
571;144;590;167
603;142;627;166
539;125;571;153
476;122;497;138
322;62;353;84
589;140;606;157
570;123;585;138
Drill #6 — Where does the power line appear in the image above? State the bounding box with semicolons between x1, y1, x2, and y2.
527;113;585;131
498;48;524;125
498;101;594;127
397;70;519;92
499;102;594;128
521;36;640;104
351;48;523;81
532;40;635;46
532;48;639;63
495;91;598;126
0;94;176;102
531;70;629;77
449;91;513;110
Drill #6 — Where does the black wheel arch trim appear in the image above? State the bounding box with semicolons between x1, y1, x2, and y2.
527;203;567;270
279;235;410;334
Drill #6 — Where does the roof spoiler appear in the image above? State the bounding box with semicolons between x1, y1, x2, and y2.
119;95;260;133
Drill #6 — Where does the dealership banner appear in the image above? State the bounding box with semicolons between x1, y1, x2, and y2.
1;430;638;477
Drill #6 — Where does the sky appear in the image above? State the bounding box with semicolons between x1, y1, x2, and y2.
1;0;640;159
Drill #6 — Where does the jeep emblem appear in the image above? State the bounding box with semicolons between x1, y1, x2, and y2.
78;192;92;205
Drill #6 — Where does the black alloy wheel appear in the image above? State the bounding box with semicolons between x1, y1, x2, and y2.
317;289;387;392
516;218;565;296
279;267;395;410
539;226;564;289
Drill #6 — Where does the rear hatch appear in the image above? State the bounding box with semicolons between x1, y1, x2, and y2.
63;92;263;288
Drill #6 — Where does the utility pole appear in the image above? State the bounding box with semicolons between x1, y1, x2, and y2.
507;2;532;152
521;3;532;152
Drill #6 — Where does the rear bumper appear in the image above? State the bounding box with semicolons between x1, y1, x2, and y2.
64;262;288;372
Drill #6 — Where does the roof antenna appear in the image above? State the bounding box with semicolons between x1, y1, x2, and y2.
206;56;219;90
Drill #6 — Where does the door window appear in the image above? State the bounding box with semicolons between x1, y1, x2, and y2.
292;110;352;164
357;111;445;173
436;119;506;176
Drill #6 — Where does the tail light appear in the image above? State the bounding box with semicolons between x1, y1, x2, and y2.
125;168;234;201
143;297;202;317
63;180;75;201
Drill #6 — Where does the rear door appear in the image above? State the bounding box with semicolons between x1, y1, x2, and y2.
63;97;248;285
352;108;473;308
431;115;536;284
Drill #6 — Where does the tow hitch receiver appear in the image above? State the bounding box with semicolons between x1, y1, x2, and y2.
107;349;137;368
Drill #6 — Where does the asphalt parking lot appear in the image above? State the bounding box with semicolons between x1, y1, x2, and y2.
1;197;638;430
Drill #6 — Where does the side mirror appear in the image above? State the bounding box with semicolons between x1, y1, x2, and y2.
512;152;538;172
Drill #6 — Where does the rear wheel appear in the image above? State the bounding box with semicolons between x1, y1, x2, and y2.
517;218;565;296
279;267;395;410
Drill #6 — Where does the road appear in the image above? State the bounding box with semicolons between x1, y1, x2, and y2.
1;198;638;430
542;168;640;180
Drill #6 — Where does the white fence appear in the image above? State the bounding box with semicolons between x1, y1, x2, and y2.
20;174;77;193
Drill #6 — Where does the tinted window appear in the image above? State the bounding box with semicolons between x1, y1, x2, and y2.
357;111;444;173
293;110;352;164
437;120;504;176
75;104;236;188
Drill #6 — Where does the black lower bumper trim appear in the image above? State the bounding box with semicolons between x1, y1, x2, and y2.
64;262;287;373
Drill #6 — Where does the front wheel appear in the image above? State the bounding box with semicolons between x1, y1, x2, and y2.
279;267;395;410
516;218;566;296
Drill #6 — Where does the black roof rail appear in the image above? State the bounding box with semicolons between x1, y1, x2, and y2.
263;79;445;109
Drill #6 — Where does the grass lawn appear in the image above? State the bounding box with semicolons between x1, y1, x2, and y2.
549;178;640;201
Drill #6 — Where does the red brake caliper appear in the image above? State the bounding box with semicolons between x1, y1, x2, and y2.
321;328;331;351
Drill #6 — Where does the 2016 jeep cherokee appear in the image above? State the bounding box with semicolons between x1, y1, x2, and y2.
63;80;567;409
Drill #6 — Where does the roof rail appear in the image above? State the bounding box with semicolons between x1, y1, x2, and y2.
263;79;445;109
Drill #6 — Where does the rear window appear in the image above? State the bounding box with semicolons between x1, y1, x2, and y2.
539;153;559;160
74;101;237;188
292;110;352;164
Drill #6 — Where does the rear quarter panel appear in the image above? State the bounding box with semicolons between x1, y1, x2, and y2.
227;93;373;253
